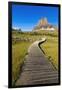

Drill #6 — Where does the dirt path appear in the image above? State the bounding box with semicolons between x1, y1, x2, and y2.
16;38;58;86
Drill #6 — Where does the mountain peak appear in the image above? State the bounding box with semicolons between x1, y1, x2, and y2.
38;17;48;26
33;17;55;31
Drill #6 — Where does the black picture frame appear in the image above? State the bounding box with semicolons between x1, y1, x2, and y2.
8;1;61;88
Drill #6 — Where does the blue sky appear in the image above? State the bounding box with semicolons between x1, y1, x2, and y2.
12;4;59;31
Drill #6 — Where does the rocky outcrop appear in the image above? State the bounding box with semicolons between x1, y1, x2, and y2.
33;18;55;31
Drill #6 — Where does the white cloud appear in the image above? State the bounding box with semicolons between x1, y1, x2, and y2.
12;26;20;30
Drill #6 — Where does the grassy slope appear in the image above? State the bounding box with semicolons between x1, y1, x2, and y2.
41;37;58;69
38;30;58;69
12;42;31;85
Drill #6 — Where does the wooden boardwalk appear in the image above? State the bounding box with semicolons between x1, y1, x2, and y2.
16;39;58;86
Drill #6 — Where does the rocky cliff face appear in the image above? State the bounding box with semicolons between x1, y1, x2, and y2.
33;18;55;31
38;18;48;26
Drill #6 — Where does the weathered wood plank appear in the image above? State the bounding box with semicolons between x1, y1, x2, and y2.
16;40;58;86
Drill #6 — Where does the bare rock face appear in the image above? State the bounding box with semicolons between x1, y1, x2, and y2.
33;17;55;31
38;18;48;27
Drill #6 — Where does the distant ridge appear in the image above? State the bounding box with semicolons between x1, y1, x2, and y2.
12;27;22;32
33;17;57;31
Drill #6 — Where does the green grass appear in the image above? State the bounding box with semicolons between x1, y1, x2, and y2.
12;29;58;86
41;37;58;69
12;41;31;85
